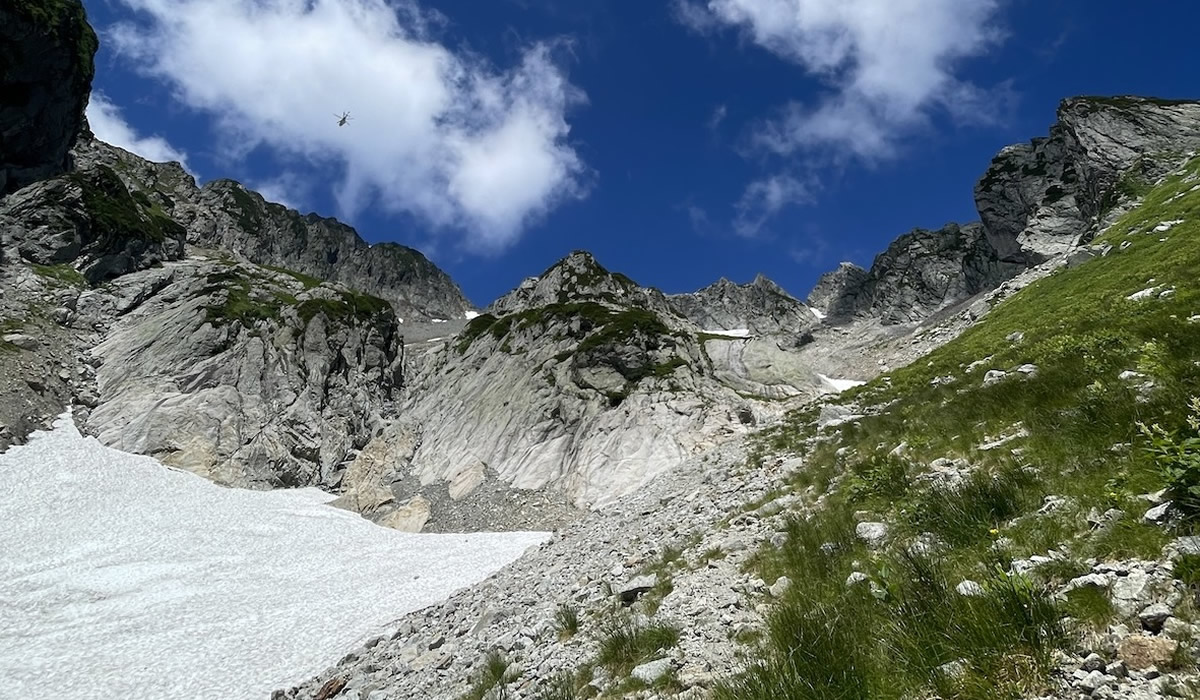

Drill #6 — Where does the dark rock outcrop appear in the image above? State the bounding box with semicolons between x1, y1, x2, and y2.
808;224;1023;326
193;180;473;322
806;262;868;320
975;96;1200;261
0;0;97;195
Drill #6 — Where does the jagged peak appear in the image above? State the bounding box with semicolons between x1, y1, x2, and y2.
489;250;645;315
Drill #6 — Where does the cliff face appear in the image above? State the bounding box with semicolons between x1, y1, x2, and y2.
975;96;1200;261
822;223;1025;326
0;0;97;195
811;96;1200;327
70;137;475;322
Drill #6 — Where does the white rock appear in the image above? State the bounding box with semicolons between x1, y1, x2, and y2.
855;522;889;548
955;580;985;597
631;658;674;684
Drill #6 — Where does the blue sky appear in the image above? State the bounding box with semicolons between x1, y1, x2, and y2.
81;0;1198;308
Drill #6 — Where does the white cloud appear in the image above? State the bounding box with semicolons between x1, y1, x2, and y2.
106;0;587;253
678;0;1007;161
734;174;811;237
85;92;192;171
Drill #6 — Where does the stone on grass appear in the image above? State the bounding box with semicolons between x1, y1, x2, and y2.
955;580;985;597
631;658;674;684
855;522;888;548
1143;501;1172;524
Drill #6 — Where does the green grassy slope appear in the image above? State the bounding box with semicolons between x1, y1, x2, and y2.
718;155;1200;699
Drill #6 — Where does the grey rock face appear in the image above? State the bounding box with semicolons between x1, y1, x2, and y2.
71;136;472;322
80;258;403;489
0;164;186;282
806;262;868;320
667;274;818;338
810;224;1023;326
975;96;1200;261
0;1;97;195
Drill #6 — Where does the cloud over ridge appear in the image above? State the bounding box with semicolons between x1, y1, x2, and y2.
108;0;588;252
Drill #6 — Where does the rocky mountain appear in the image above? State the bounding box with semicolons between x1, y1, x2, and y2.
807;222;1025;326
667;274;818;339
287;123;1200;700
807;97;1200;328
72;136;474;322
7;6;1200;698
359;252;807;532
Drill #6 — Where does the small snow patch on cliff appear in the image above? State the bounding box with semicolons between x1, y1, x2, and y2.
818;373;866;392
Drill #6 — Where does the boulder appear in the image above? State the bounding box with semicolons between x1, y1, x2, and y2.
1117;635;1178;671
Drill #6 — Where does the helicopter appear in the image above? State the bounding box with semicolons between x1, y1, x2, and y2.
335;111;352;127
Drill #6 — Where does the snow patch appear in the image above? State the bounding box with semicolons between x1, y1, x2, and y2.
810;307;827;320
0;415;548;700
431;318;448;323
464;310;480;320
700;328;751;338
817;373;866;392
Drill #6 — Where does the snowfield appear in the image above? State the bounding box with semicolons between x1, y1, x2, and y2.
817;373;867;392
0;414;549;700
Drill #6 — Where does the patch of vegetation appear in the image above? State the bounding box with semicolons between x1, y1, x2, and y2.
296;291;390;325
554;604;580;639
596;614;680;678
725;516;1063;700
845;454;913;508
456;313;499;353
575;307;671;355
202;271;285;328
908;466;1037;548
263;265;322;290
1085;515;1170;561
68;166;186;246
459;650;518;700
1140;399;1200;519
1062;586;1115;629
1175;554;1200;589
31;263;88;287
530;673;584;700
